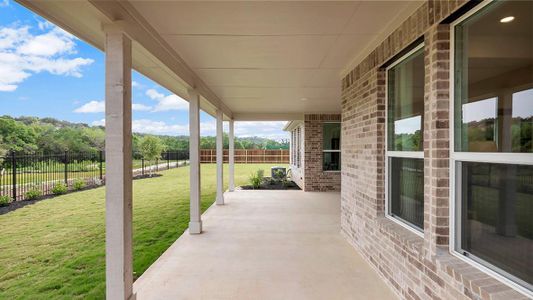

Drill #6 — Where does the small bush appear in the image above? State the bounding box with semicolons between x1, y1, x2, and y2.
0;195;11;207
249;169;265;189
73;179;86;191
25;187;42;200
51;183;68;195
256;169;264;180
273;169;286;180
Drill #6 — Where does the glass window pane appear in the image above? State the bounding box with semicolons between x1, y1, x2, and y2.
512;89;533;152
323;123;340;150
459;162;533;288
323;152;340;171
388;47;424;151
389;157;424;230
461;97;498;152
455;0;533;153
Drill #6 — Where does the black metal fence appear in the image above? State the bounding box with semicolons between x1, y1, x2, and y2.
0;150;189;202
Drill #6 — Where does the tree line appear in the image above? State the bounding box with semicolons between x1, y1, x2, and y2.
0;116;289;156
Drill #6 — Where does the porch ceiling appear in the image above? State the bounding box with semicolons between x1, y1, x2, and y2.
17;0;422;119
128;1;420;115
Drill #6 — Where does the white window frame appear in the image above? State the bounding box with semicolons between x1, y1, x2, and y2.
384;43;425;237
322;121;341;172
450;0;533;296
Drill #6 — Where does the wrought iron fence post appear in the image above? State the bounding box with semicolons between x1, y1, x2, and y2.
11;151;16;201
64;151;68;185
99;150;103;180
141;158;145;176
167;151;170;169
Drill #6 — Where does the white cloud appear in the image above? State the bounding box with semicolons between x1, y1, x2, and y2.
133;119;188;135
146;89;163;100
235;121;288;140
132;80;145;89
90;118;288;140
91;119;105;126
18;27;76;57
74;100;104;113
0;23;93;91
37;21;53;31
75;100;152;113
92;118;188;135
146;88;188;112
199;120;288;140
132;103;151;111
0;0;9;7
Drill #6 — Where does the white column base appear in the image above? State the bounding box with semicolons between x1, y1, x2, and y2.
216;194;224;205
189;221;202;234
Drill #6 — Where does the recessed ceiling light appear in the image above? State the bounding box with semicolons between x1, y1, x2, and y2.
500;16;515;23
300;97;308;101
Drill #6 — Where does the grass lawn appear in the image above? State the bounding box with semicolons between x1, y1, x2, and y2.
0;163;281;299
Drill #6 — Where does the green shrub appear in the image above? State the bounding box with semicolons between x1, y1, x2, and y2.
249;169;265;189
25;187;42;200
73;179;86;191
273;169;286;180
257;169;264;180
51;183;68;195
0;195;11;207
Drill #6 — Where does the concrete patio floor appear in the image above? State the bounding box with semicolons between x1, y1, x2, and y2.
133;190;397;300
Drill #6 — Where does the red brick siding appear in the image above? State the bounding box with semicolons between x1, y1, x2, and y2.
340;1;528;299
304;114;341;192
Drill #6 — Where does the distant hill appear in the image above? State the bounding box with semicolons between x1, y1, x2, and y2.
0;115;289;154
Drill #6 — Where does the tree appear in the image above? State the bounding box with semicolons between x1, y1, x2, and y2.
0;117;37;152
138;136;165;176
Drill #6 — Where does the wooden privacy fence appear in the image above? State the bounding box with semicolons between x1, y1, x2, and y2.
200;149;289;164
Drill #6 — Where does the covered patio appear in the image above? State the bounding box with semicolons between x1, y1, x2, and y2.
133;190;395;300
14;1;420;298
14;0;532;299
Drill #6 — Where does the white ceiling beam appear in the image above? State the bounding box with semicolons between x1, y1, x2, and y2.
89;0;232;119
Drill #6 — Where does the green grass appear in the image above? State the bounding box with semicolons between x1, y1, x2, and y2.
0;163;280;299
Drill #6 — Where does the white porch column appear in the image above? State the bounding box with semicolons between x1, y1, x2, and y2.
104;27;133;300
228;119;235;192
216;109;224;205
188;89;202;234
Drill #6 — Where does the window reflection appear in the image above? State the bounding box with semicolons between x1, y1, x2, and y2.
390;157;424;229
388;48;424;151
394;116;422;151
323;123;341;171
461;97;498;152
323;152;340;171
323;123;340;150
512;89;533;152
455;0;533;153
461;162;533;287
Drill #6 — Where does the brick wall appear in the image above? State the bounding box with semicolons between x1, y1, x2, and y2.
340;1;528;300
303;114;341;192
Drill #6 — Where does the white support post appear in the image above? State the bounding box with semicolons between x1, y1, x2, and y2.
188;89;202;234
216;109;224;205
229;119;235;192
104;27;133;300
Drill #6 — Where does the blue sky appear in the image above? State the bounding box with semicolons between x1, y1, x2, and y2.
0;0;288;140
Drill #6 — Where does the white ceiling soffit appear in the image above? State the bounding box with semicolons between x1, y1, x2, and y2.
128;1;422;115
